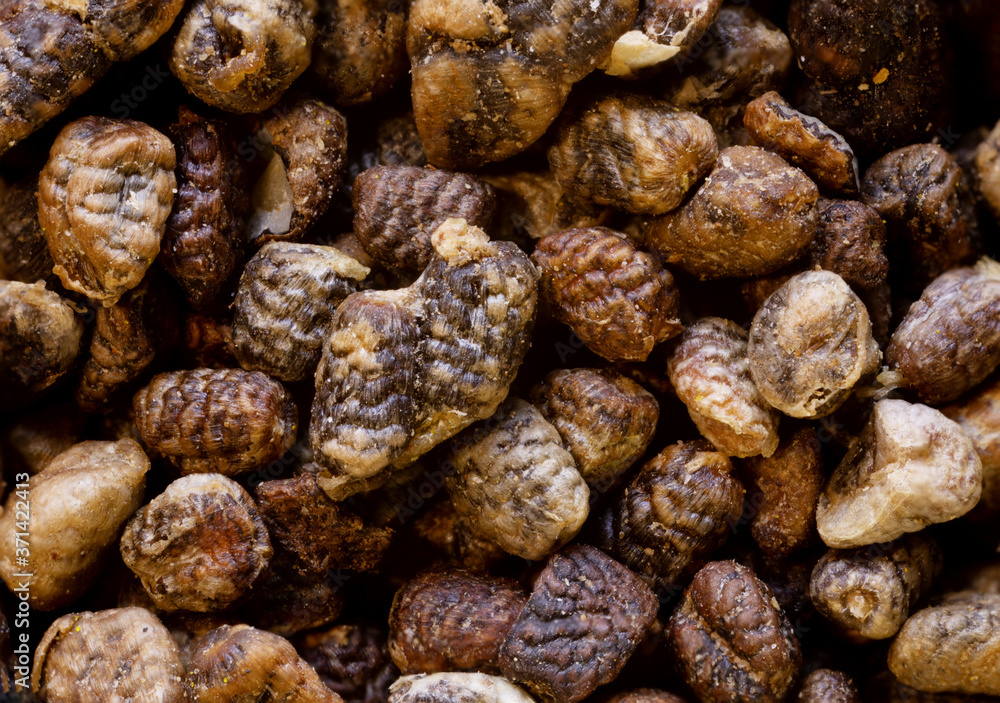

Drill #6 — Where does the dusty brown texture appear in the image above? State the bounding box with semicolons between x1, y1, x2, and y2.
667;317;780;458
809;533;942;640
413;500;508;572
743;91;859;195
254;472;393;577
353;166;498;275
942;375;1000;515
593;440;744;596
182;314;238;369
0;280;84;404
32;608;186;703
75;282;156;413
0;176;54;284
186;624;342;702
484;170;610;242
809;198;889;291
38;117;176;306
861;144;979;289
886;260;1000;405
310;0;407;105
0;439;147;611
133;368;298;475
606;691;688;703
299;623;399;703
232;242;369;382
797;669;860;703
243;567;345;637
644;146;819;279
170;0;317;113
250;96;348;243
444;398;588;561
547;94;718;215
529;367;659;490
888;593;1000;696
787;0;950;158
389;569;528;674
2;403;83;475
390;673;536;703
533;227;682;362
161;107;246;310
120;473;272;612
740;426;824;558
373;114;429;168
498;544;657;703
77;0;186;61
310;219;538;498
407;0;638;168
748;270;880;419
816;399;982;548
975;119;1000;220
667;560;801;703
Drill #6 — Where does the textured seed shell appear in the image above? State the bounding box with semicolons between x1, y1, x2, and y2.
444;398;589;561
32;608;186;703
668;317;780;457
390;673;537;703
796;669;860;703
816;399;982;548
38;116;176;306
810;198;888;291
298;622;399;703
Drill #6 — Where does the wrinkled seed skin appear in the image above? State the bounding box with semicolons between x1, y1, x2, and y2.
499;544;658;703
644;146;818;279
668;317;780;457
796;669;860;703
809;533;943;640
133;368;298;475
667;560;802;703
388;569;528;674
548;94;718;215
32;607;186;703
0;439;148;611
533;227;682;362
38;116;177;306
811;198;889;291
298;622;399;703
390;672;537;703
594;440;744;596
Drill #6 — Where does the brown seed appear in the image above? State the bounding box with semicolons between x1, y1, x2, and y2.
413;500;508;573
796;669;861;703
444;398;589;561
407;0;638;168
388;569;528;674
352;166;497;275
975;118;1000;221
249;96;348;244
644;146;819;279
667;560;802;703
888;593;1000;696
484;170;611;242
120;473;272;612
533;227;682;362
809;198;889;291
809;533;942;640
861;144;979;289
169;0;317;113
942;374;1000;516
232;242;369;382
38;116;176;306
529;367;659;491
816;399;982;548
254;472;394;577
181;313;238;369
499;544;658;703
887;259;1000;405
548;94;718;215
371;114;429;169
0;175;54;284
668;317;781;457
186;624;342;702
0;439;148;611
310;219;538;498
161;106;247;310
748;270;881;419
593;440;744;597
743;91;859;194
390;673;536;703
32;608;186;703
298;622;400;703
133;368;297;476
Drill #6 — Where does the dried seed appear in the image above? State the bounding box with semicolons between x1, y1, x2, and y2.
796;669;860;703
413;500;508;573
298;622;399;703
390;673;536;703
809;198;888;291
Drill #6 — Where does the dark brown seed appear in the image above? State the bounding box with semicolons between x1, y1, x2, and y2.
373;114;428;168
133;368;298;476
0;175;54;284
667;560;802;703
593;440;744;597
388;569;527;674
499;544;658;703
809;198;889;291
353;166;497;275
298;623;399;703
181;314;238;369
242;567;345;637
797;669;860;703
412;500;508;573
